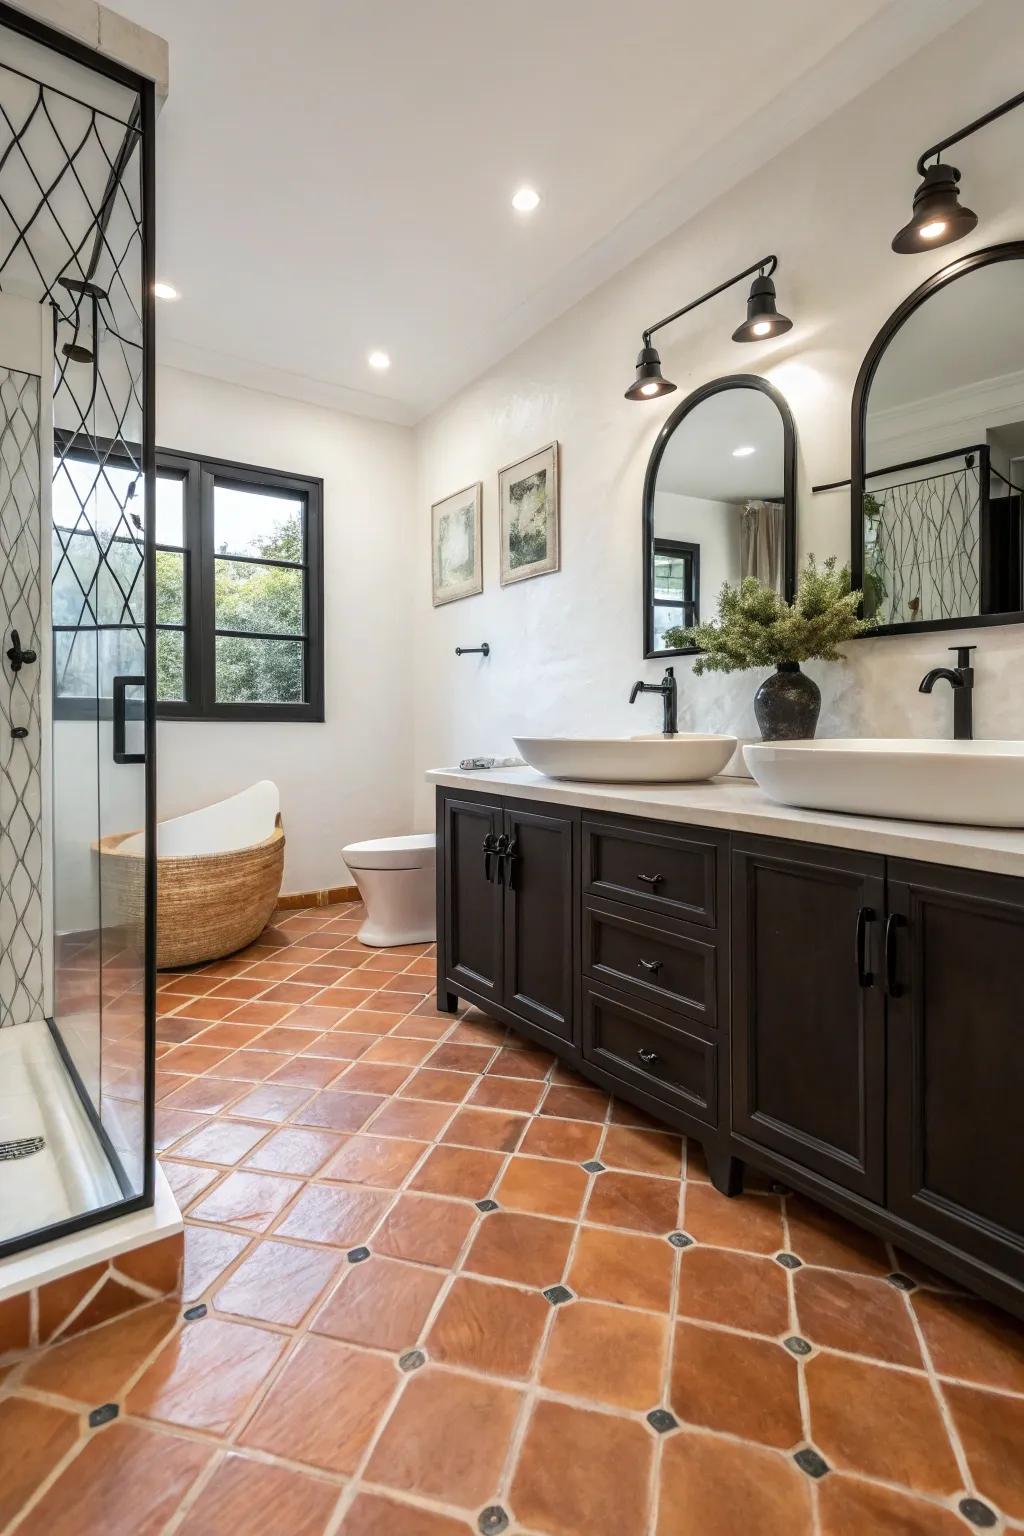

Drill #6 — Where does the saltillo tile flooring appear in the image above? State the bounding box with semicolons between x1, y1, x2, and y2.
1;902;1023;1534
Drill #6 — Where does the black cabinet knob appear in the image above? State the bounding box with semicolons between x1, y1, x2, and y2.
636;872;664;887
637;1046;660;1068
637;958;663;974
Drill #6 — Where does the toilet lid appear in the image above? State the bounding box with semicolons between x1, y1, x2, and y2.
342;832;436;870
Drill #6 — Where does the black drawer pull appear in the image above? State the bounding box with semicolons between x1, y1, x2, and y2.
636;872;664;887
855;906;875;989
637;1046;660;1068
481;833;500;884
637;958;663;974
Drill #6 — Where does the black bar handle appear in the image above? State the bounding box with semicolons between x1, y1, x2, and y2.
638;958;663;974
482;832;500;884
112;675;145;764
636;872;664;887
497;835;518;889
455;643;490;657
884;913;905;998
855;906;875;988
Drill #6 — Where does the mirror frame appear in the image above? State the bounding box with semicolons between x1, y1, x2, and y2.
642;373;797;658
850;239;1024;638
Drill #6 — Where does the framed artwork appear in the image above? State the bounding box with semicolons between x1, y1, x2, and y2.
431;481;483;606
498;441;560;585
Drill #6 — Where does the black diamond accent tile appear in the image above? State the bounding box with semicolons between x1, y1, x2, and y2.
886;1271;917;1292
88;1403;118;1428
958;1498;997;1528
347;1246;371;1264
399;1349;426;1372
475;1199;499;1213
183;1304;207;1321
543;1285;574;1306
581;1160;605;1173
478;1508;510;1535
793;1448;829;1480
784;1335;812;1357
775;1252;802;1270
646;1409;678;1434
667;1231;694;1249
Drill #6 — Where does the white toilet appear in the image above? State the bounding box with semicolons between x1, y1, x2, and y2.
341;833;436;946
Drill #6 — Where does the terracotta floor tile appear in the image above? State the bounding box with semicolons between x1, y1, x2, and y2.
162;1158;222;1208
172;1118;271;1165
371;1097;454;1140
0;1397;81;1527
182;1225;251;1301
486;1045;554;1079
301;1031;379;1060
568;1225;674;1311
312;1254;443;1351
496;1153;588;1219
518;1116;601;1163
241;1335;396;1474
366;1366;522;1506
817;1474;968;1536
362;1036;435;1066
449;1018;507;1045
155;1106;208;1151
278;1002;350;1029
784;1194;890;1275
426;1275;549;1378
540;1084;611;1121
274;1183;393;1247
399;1067;475;1103
190;1169;302;1232
946;1381;1024;1519
671;1321;802;1448
127;1316;286;1435
468;1075;545;1112
805;1351;961;1494
174;999;240;1023
441;1106;528;1152
336;1061;412;1095
794;1267;922;1366
244;1125;343;1176
658;1431;813;1536
409;1143;504;1200
335;1008;403;1034
464;1209;574;1288
602;1124;684;1177
585;1169;680;1234
340;1491;471;1535
427;1042;495;1073
260;981;321;1004
914;1290;1024;1394
267;1055;344;1089
207;978;270;1002
373;1192;476;1267
677;1245;790;1336
15;1420;210;1536
683;1184;784;1254
365;989;424;1013
293;1089;384;1132
214;1238;345;1326
226;1004;298;1029
541;1297;667;1409
191;1021;268;1050
206;1048;291;1081
510;1398;652;1536
322;1134;427;1187
226;1081;314;1122
161;1076;250;1114
177;1452;340;1536
23;1301;179;1401
317;987;376;1010
392;1014;451;1040
254;1026;324;1054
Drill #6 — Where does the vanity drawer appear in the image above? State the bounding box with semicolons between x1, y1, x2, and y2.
582;981;716;1125
582;817;719;927
582;897;717;1025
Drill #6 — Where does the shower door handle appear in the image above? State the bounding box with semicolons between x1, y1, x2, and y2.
112;675;146;764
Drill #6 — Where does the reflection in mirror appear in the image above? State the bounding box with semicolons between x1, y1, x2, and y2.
855;246;1024;633
643;377;795;656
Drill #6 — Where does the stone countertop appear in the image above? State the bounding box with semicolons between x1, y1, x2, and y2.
426;765;1024;879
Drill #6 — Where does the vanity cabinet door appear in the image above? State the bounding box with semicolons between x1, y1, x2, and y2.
442;794;504;1005
731;837;886;1201
886;861;1024;1282
502;804;575;1042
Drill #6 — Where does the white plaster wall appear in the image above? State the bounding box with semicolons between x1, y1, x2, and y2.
653;492;743;620
155;367;417;892
411;0;1024;823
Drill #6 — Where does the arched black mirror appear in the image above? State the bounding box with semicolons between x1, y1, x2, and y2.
642;374;796;657
851;240;1024;635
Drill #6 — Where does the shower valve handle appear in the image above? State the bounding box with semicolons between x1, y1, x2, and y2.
6;630;36;675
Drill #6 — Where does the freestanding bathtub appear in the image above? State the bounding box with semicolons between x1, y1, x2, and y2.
98;781;285;970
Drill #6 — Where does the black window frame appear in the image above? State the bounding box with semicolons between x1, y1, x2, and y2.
157;448;324;724
650;537;700;648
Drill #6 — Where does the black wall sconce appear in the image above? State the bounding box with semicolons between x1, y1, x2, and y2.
625;255;792;401
892;89;1024;254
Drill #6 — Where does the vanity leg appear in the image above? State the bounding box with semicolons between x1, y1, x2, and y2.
705;1145;745;1198
437;988;460;1015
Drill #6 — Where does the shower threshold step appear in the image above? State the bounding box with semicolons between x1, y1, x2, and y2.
0;1137;45;1161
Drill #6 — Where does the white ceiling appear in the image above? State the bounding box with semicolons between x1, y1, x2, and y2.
114;0;982;424
655;387;785;503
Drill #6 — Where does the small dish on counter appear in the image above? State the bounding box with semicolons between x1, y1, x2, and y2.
513;732;737;784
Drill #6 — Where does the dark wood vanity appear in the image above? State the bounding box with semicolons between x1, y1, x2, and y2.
436;782;1024;1317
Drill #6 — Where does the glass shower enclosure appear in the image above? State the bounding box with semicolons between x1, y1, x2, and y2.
0;4;156;1259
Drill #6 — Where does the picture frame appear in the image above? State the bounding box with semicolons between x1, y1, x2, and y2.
498;441;560;585
431;481;483;606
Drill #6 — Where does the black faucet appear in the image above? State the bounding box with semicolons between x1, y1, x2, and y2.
919;645;975;740
629;665;678;735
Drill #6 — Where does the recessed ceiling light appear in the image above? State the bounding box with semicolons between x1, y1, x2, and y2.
732;445;756;457
368;350;391;371
512;186;541;213
153;281;178;301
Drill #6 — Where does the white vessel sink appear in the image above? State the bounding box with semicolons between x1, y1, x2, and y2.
744;738;1024;827
513;733;737;784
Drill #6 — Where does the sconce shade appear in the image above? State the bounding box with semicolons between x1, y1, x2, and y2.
731;274;793;343
625;343;677;402
891;162;978;253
